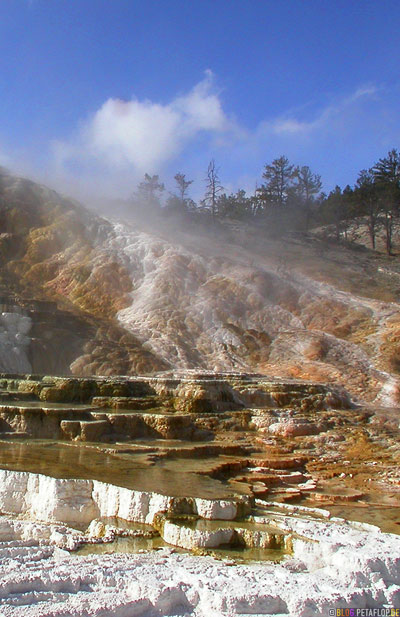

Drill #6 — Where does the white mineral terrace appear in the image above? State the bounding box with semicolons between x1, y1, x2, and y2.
0;470;399;616
0;469;244;525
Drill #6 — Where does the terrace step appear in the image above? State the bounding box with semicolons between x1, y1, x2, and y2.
92;396;162;410
0;391;37;402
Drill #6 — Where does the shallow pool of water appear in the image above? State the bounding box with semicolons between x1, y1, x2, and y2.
0;438;247;499
318;503;400;535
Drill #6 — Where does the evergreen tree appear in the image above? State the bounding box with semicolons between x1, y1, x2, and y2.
372;149;400;189
215;189;252;220
354;170;381;250
294;165;322;230
133;174;164;213
257;156;295;209
165;173;194;217
174;173;193;208
371;149;400;254
320;186;346;241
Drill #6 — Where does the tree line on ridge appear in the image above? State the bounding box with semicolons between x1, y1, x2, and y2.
131;149;400;255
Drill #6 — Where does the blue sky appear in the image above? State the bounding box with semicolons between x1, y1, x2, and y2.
1;0;399;202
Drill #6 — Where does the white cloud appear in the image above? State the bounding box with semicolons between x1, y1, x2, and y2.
13;78;390;202
347;85;378;102
258;84;379;138
54;71;231;177
271;118;309;135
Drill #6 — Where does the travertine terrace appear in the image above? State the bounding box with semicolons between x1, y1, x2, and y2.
0;173;400;614
0;370;398;532
0;371;399;615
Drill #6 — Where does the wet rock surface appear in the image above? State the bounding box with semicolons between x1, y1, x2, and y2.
0;370;398;535
0;371;398;615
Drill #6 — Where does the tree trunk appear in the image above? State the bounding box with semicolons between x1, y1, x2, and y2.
368;219;376;250
384;211;393;255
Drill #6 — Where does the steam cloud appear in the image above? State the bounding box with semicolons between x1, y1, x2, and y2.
54;71;231;176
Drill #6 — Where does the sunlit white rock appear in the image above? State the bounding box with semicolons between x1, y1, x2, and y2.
161;518;234;549
0;509;398;616
0;470;247;526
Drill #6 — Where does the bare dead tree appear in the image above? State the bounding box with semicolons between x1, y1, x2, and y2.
204;159;223;222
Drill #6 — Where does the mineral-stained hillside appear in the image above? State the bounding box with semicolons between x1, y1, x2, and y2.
1;170;400;405
0;172;167;375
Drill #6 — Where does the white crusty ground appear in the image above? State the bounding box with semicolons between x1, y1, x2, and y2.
0;523;399;617
0;474;399;616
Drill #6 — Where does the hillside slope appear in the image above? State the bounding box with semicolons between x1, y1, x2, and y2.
0;172;167;375
1;170;400;404
104;220;400;404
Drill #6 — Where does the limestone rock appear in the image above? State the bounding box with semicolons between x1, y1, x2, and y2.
268;418;321;437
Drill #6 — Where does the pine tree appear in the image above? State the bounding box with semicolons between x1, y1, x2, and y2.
257;156;295;209
133;174;165;213
294;165;322;230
